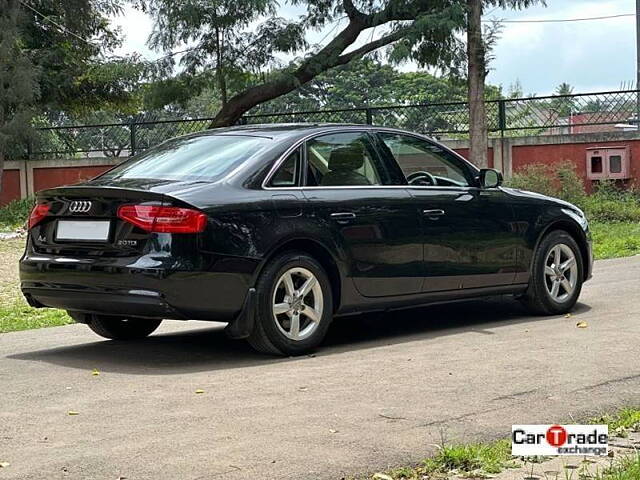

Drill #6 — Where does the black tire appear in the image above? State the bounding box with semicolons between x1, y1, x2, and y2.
522;230;584;315
247;252;333;355
86;315;162;340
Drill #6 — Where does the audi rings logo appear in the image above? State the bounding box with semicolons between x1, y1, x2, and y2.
68;200;93;214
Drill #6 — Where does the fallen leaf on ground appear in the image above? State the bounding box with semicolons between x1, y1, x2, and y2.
329;429;338;434
0;462;10;468
577;322;588;328
67;411;79;416
195;389;204;394
372;474;393;480
91;369;100;376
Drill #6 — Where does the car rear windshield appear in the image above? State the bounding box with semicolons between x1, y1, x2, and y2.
98;134;272;182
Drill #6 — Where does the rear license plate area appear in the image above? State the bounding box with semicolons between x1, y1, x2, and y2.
55;220;111;242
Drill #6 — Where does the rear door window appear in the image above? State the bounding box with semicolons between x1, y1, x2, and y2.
268;148;302;187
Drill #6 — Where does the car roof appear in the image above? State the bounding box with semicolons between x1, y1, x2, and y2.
190;123;414;141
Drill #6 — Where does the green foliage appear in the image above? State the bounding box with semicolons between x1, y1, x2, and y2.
556;161;586;206
582;196;640;223
581;181;640;223
422;439;513;475
0;197;33;231
595;454;640;480
255;58;502;114
70;56;148;115
138;0;290;106
18;0;136;115
508;163;557;197
507;162;640;223
591;222;640;260
0;0;39;160
549;82;576;117
593;407;640;436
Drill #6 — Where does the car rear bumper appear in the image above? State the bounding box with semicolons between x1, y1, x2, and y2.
19;251;254;321
22;284;184;319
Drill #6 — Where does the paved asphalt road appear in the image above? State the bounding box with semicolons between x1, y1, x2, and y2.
1;257;639;480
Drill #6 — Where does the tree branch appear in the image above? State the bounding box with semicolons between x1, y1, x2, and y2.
342;0;363;21
206;0;437;128
336;26;413;64
369;0;423;26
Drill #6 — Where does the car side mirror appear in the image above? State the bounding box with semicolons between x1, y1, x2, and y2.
479;169;503;189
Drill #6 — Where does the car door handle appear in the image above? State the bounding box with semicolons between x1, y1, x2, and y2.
330;212;357;222
422;209;446;218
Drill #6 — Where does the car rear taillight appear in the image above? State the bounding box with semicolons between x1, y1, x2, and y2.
117;205;207;234
28;204;50;229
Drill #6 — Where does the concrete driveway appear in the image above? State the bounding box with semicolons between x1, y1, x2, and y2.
1;257;639;480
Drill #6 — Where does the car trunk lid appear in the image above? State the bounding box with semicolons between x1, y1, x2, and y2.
31;185;174;256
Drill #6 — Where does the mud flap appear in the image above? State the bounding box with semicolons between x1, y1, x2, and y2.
224;288;256;339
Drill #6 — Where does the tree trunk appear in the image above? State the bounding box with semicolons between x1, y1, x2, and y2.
0;150;4;196
215;26;227;107
467;0;489;169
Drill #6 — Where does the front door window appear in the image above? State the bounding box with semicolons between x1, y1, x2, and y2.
378;132;473;187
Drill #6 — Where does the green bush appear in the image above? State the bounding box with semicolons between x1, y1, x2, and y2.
556;161;586;206
507;163;557;197
507;162;640;223
0;197;34;231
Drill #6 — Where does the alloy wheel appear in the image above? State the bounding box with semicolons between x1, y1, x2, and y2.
544;243;578;303
272;267;324;341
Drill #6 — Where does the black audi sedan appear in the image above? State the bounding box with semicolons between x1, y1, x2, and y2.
20;124;593;355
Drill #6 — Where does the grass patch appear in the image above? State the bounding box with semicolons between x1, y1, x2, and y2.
595;454;640;480
0;237;73;333
593;407;640;438
591;222;640;260
370;440;517;479
422;439;515;475
0;302;72;333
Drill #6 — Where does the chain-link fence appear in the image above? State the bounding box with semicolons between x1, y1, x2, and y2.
28;89;640;158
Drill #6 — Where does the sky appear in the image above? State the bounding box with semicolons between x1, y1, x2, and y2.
112;0;636;96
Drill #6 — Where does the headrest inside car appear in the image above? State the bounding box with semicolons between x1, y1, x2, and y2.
328;144;365;172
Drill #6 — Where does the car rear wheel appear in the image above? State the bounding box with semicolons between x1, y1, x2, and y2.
85;315;162;340
522;230;584;315
248;252;333;355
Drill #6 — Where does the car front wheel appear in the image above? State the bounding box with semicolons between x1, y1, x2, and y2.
522;230;584;315
248;252;333;355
